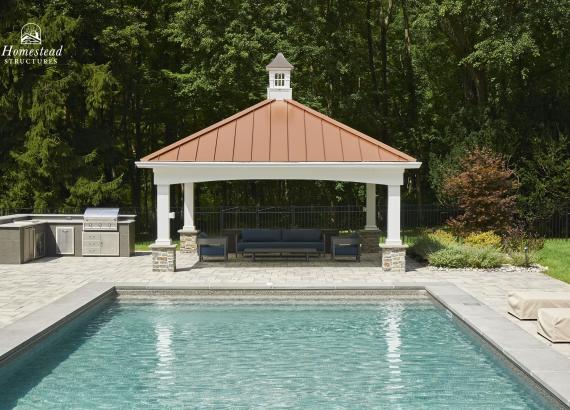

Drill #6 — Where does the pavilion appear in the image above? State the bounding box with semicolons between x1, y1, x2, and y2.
136;53;421;272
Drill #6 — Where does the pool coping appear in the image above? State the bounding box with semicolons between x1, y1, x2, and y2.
1;282;570;407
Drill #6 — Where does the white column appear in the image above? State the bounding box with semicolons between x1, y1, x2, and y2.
386;185;402;245
365;183;378;230
182;182;196;231
155;184;171;245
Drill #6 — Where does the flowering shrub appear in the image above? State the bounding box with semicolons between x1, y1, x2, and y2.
464;231;502;249
430;229;456;245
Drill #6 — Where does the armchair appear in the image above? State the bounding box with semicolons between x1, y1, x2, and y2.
331;234;361;261
197;234;228;261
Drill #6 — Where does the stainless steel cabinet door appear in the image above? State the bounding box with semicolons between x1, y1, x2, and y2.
99;232;120;256
56;227;75;255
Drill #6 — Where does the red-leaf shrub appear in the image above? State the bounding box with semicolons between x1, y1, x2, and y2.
442;147;519;235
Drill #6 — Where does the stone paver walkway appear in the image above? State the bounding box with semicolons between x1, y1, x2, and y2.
0;252;569;358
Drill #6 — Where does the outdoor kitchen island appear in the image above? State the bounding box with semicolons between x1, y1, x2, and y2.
0;209;136;264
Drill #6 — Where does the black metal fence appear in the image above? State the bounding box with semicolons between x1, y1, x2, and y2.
532;208;570;239
2;205;569;240
182;204;463;235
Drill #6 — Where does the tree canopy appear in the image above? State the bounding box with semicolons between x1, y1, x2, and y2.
1;0;569;229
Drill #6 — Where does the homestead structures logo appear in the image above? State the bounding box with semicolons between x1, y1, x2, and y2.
2;23;63;65
21;23;41;44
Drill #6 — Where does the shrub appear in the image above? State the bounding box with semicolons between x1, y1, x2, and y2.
428;245;505;269
464;231;502;249
507;251;537;267
503;225;544;253
410;235;445;260
427;246;469;268
442;147;519;235
430;229;456;245
410;229;456;260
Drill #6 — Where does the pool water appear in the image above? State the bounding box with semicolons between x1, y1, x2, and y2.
0;299;560;409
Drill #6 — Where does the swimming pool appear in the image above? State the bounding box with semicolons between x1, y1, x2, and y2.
0;296;564;409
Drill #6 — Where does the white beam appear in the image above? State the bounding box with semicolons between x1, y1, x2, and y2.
182;182;196;231
386;185;402;246
155;184;171;245
365;183;378;230
138;162;419;186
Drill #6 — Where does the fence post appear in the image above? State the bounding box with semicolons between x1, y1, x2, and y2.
256;206;260;228
292;205;295;228
220;207;224;232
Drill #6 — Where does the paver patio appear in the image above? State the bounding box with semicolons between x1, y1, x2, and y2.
0;252;569;359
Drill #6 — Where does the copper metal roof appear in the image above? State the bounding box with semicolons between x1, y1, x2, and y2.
141;99;416;162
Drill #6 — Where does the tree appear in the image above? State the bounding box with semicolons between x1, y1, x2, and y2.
442;147;519;235
0;0;568;236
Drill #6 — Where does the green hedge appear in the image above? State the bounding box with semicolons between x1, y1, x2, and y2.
410;229;512;269
427;245;505;269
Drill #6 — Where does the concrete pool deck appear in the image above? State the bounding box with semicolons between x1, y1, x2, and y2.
0;251;569;364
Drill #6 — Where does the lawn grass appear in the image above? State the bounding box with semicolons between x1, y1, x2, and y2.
135;240;180;251
537;239;570;284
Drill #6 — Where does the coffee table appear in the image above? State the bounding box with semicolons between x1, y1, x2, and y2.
243;248;319;262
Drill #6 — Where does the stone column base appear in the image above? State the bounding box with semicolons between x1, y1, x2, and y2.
358;229;381;253
150;244;177;272
178;229;199;254
380;244;408;272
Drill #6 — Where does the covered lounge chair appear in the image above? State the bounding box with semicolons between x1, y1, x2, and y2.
537;308;570;343
507;291;570;320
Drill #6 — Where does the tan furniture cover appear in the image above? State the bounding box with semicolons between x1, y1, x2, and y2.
507;292;570;320
537;308;570;343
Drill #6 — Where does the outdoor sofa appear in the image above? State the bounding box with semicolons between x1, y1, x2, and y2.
235;229;325;257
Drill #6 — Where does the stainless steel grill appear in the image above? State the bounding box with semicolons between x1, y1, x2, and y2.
83;208;119;231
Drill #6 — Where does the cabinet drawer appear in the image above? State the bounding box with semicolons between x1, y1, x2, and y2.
83;240;101;248
83;247;101;256
83;233;100;241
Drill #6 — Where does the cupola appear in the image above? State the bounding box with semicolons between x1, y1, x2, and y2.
266;52;293;100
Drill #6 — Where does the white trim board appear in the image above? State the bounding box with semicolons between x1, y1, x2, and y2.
135;161;421;185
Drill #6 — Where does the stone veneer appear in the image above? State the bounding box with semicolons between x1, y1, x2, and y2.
358;229;381;253
149;244;176;272
380;244;407;272
178;229;199;254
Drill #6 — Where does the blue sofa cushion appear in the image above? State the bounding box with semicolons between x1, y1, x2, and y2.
281;229;321;242
237;241;324;252
334;245;359;255
277;242;324;251
200;246;225;256
241;229;281;242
